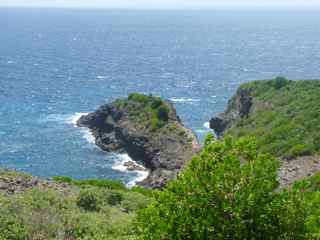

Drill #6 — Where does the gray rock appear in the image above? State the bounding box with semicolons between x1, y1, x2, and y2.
77;95;199;188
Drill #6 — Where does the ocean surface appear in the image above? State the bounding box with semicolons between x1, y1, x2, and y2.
1;8;320;185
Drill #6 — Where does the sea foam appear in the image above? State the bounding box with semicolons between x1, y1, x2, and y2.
66;113;96;144
203;122;210;129
112;154;149;188
170;97;200;103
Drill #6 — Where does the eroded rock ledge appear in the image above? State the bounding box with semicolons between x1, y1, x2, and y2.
209;88;253;137
77;93;199;188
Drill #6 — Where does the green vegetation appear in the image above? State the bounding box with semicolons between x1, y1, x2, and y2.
135;135;309;239
2;80;320;239
126;93;170;131
3;135;320;239
227;78;320;159
52;177;127;190
0;177;150;240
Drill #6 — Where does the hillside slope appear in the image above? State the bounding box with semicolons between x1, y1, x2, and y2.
210;78;320;185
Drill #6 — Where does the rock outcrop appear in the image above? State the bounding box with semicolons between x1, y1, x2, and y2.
77;94;199;188
0;169;72;195
210;88;253;137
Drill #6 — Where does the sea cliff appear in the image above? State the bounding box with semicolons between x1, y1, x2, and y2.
77;93;199;188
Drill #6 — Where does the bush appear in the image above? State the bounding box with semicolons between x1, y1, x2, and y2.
288;144;314;159
52;176;73;183
52;177;127;191
121;192;150;212
75;179;127;190
156;105;169;122
150;117;165;131
136;135;308;239
77;189;101;212
151;98;163;109
106;191;123;206
128;93;150;105
0;212;28;240
273;76;290;90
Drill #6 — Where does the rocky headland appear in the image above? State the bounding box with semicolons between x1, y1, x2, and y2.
77;93;199;188
210;78;320;186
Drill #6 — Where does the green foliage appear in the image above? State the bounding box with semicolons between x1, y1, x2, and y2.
228;79;320;158
0;178;150;240
77;189;102;211
105;190;123;206
156;105;169;122
273;76;291;89
126;93;172;131
53;177;127;190
128;93;150;105
150;117;165;131
52;176;73;183
131;186;155;198
136;137;308;239
288;144;314;159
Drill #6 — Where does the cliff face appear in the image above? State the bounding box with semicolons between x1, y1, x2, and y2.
209;88;253;137
78;94;199;188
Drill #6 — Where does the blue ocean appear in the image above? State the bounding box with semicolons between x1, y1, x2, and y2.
1;8;320;185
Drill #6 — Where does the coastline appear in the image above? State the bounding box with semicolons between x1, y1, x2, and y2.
70;112;149;187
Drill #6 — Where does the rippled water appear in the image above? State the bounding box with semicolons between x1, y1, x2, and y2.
1;8;320;185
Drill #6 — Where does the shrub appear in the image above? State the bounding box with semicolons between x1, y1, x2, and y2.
121;192;150;212
288;144;314;159
106;191;123;206
156;105;169;122
77;189;101;212
52;177;127;190
0;211;28;240
75;179;127;190
136;135;308;240
52;176;73;183
273;76;290;90
151;98;162;109
150;117;165;131
128;93;150;105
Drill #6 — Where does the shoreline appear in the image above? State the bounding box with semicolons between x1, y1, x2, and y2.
70;112;150;187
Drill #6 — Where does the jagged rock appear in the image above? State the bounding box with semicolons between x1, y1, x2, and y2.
210;88;252;137
124;161;145;171
78;94;199;188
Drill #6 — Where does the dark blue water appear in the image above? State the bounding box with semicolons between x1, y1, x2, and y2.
1;8;320;185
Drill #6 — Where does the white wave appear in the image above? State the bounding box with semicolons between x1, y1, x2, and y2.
112;154;149;188
7;60;15;64
96;75;107;79
79;128;95;144
170;98;200;103
203;122;210;129
127;170;149;188
66;113;96;145
43;113;95;145
112;154;132;172
65;112;88;127
43;112;88;126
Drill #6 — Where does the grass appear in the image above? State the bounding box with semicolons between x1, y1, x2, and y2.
0;175;151;240
226;78;320;159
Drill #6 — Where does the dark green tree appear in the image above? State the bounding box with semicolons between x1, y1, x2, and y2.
136;135;308;240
